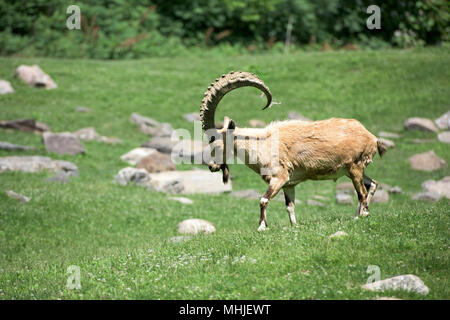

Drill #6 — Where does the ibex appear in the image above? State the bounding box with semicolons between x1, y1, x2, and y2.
200;71;386;231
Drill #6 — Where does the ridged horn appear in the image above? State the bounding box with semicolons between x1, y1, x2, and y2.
200;71;272;132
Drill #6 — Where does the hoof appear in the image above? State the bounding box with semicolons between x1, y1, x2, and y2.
361;207;370;217
257;225;269;232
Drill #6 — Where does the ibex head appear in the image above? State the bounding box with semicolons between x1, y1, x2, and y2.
199;71;272;183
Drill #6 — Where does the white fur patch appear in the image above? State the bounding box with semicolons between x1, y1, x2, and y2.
260;197;269;204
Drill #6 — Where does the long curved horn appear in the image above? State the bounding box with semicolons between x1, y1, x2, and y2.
200;71;272;132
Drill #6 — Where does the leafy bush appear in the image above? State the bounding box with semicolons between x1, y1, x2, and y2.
0;0;448;59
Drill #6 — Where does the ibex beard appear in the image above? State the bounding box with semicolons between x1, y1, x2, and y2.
200;71;386;231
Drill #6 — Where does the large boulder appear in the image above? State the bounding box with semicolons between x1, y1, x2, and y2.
120;147;157;165
14;65;57;89
0;156;78;175
0;80;14;94
177;219;216;235
362;274;429;295
435;111;450;130
137;151;177;173
404;117;438;133
43;132;85;156
408;150;447;171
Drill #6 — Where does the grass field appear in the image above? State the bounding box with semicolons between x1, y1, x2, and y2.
0;48;449;299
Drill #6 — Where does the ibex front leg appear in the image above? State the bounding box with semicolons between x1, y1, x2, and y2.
258;176;288;231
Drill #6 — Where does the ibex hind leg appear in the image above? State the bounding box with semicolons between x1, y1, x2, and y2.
348;164;369;219
283;186;297;227
258;175;289;231
363;174;378;210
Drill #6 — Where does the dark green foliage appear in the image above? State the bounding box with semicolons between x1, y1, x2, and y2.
0;0;448;59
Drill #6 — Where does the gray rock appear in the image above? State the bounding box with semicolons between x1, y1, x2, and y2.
287;111;312;122
336;193;353;205
328;231;348;239
362;274;429;295
312;195;329;201
0;156;78;175
372;189;389;203
335;182;355;195
378;131;400;139
421;176;450;199
169;235;192;243
45;171;73;184
412;138;435;144
230;189;261;200
306;199;325;207
183;112;201;122
141;137;178;154
171;139;209;165
147;169;231;194
130;112;160;128
0;119;50;133
74;127;100;141
388;186;402;194
404;117;438;133
14;65;57;89
411;191;442;202
248;119;266;128
408;150;447;171
6;190;30;203
379;137;395;149
437;131;450;144
137;151;177;173
177;219;216;235
114;167;150;187
97;136;122;144
43;132;85;156
120;147;157;165
435;111;450;130
0;141;35;151
75;106;92;113
0;80;14;94
168;197;194;205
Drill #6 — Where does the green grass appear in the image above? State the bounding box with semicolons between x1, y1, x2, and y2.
0;48;449;299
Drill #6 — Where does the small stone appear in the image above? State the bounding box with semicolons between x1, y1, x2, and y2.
412;138;435;144
0;80;14;94
6;190;30;203
183;112;201;122
130;113;160;128
0;119;50;133
0;141;35;151
336;193;353;205
388;186;402;194
114;167;150;187
45;171;72;184
168;197;194;205
328;231;348;239
74;127;100;141
404;117;438;133
177;219;216;235
421;176;450;199
43;132;85;156
372;189;389;203
437;131;450;144
306;199;325;207
0;156;78;175
379;137;395;149
141;137;178;154
137;151;176;173
362;274;429;295
169;236;192;243
435;111;450;130
411;192;442;202
408;150;447;171
120;147;157;165
97;136;122;144
230;189;261;200
248;119;266;128
14;65;57;89
335;182;355;195
378;131;400;139
287;111;312;122
75;106;91;113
